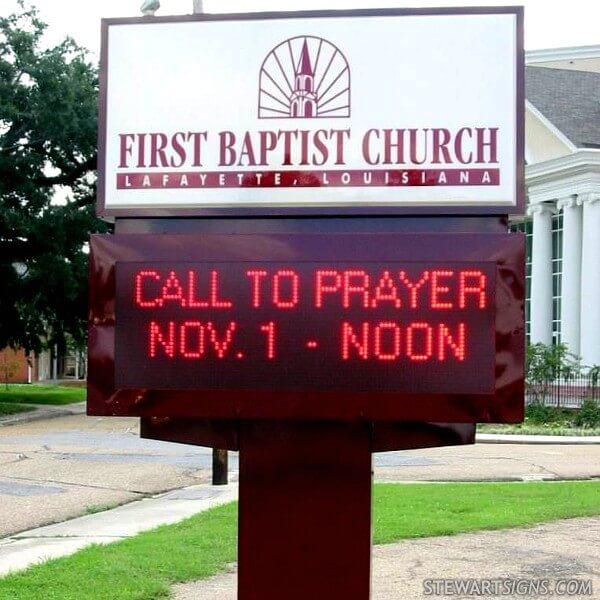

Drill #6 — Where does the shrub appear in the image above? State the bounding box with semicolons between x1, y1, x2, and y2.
526;343;580;404
574;399;600;428
525;403;557;424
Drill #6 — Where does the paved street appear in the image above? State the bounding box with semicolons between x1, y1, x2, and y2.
375;443;600;482
0;411;598;538
0;412;215;537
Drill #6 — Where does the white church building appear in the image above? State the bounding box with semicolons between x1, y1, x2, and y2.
519;45;600;367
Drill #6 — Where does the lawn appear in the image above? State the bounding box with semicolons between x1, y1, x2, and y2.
0;385;85;407
0;402;34;416
0;481;598;600
372;481;600;543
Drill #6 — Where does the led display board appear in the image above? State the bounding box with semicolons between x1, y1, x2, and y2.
115;261;495;394
98;7;524;216
87;232;525;423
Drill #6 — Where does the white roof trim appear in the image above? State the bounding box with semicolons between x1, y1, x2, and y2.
526;45;600;64
526;150;600;205
526;149;600;184
526;100;578;152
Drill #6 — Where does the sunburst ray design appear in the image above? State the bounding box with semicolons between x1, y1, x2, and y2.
258;36;351;119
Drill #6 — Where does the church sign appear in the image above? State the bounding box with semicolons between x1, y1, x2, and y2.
98;7;523;216
90;8;524;599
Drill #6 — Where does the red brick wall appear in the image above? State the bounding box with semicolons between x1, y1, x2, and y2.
0;348;30;384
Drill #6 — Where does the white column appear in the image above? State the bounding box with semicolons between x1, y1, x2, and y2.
579;193;600;366
557;196;582;356
528;202;555;345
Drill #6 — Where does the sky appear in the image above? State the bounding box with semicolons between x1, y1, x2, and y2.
1;0;599;58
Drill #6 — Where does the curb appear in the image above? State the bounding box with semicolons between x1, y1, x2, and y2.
0;403;85;427
476;433;600;445
2;408;598;445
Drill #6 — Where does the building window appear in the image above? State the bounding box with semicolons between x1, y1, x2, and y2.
509;219;532;342
552;212;563;345
510;214;562;346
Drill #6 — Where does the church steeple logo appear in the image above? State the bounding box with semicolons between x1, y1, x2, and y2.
258;36;350;119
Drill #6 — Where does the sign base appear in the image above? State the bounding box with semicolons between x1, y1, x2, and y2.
238;421;372;600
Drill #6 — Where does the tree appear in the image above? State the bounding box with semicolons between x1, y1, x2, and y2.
0;1;108;355
526;343;580;405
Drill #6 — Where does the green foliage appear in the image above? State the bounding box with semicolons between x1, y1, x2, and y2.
479;403;600;435
0;1;108;354
478;423;600;436
526;343;580;404
0;384;85;404
524;402;556;424
573;399;600;428
588;365;600;389
524;344;599;427
0;401;33;415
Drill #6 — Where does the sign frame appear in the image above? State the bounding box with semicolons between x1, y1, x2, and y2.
87;231;525;423
97;6;525;218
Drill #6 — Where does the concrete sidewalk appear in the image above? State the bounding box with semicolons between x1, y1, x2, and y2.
0;482;237;576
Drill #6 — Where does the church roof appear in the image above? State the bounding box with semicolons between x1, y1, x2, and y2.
297;40;314;77
526;66;600;148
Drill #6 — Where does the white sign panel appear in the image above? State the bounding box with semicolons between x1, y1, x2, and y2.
98;8;523;216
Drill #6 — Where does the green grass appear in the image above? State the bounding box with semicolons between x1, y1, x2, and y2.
0;384;85;406
372;481;600;543
0;481;599;599
0;402;34;416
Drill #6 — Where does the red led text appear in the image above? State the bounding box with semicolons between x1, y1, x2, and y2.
149;321;237;359
342;321;466;362
315;269;487;309
125;264;492;373
135;270;232;308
